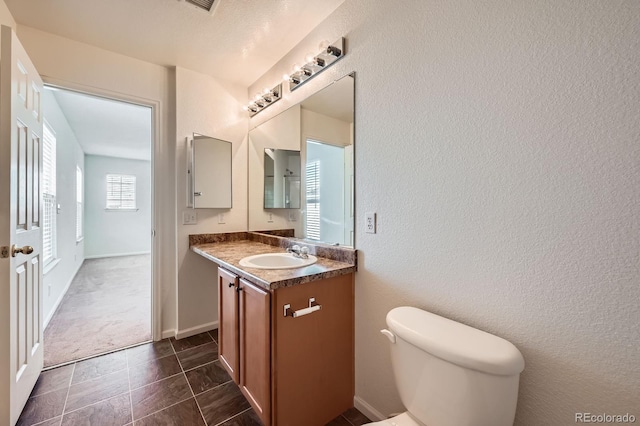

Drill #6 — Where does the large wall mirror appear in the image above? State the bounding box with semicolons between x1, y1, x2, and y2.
248;73;354;246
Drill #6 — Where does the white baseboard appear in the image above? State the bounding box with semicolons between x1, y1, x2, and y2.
44;260;84;329
175;321;218;340
354;395;385;422
161;329;176;340
84;251;151;259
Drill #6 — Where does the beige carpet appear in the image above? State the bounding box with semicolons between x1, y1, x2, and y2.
44;255;151;367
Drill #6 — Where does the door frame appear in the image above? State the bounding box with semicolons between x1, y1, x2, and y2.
42;77;162;341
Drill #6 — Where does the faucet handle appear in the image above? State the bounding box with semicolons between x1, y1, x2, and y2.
300;246;309;255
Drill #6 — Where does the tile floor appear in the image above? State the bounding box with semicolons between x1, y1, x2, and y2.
18;330;371;426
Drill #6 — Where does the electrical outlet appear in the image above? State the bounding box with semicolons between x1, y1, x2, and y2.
218;213;226;224
183;210;197;225
288;211;297;222
365;212;376;234
268;213;274;223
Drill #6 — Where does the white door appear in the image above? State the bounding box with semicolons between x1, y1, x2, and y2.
0;25;44;425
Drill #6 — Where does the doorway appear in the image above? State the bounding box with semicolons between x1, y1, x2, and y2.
41;86;153;367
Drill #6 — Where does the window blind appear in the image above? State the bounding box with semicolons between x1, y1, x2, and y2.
305;160;320;240
106;174;136;210
43;123;56;265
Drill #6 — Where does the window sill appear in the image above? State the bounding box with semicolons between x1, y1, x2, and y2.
43;258;61;275
105;208;139;212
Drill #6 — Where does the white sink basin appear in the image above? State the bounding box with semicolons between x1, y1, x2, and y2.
239;253;318;270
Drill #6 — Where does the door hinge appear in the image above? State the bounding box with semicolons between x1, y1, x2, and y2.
1;246;9;258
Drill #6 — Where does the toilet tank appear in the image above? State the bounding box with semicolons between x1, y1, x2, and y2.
386;307;525;426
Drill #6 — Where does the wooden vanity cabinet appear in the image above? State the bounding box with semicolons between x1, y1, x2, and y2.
217;266;354;426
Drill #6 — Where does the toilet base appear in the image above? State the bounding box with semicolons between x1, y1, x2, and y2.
365;412;424;426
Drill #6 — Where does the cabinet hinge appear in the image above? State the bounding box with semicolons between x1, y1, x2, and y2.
1;246;9;258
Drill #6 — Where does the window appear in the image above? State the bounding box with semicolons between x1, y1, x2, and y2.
305;160;320;240
76;166;83;241
106;174;137;210
42;122;56;265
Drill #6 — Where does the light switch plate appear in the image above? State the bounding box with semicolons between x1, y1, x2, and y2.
365;212;376;234
183;210;197;225
218;213;226;224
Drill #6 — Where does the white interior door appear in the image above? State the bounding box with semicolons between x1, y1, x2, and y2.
0;25;44;425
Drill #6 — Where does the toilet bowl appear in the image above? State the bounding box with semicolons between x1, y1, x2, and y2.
366;307;525;426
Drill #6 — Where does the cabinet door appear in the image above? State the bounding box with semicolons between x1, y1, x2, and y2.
218;268;239;382
238;279;271;425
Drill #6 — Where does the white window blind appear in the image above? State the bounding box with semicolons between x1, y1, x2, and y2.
106;174;137;210
76;166;83;241
305;160;320;240
43;123;56;265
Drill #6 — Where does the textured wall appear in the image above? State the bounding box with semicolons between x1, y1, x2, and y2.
249;0;640;423
175;67;247;335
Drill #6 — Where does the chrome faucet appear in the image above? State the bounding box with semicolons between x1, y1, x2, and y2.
287;245;309;259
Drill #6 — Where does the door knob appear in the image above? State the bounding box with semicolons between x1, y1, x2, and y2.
11;245;34;257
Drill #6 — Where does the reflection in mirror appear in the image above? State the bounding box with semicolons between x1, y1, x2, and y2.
189;133;232;209
249;73;354;246
264;149;301;209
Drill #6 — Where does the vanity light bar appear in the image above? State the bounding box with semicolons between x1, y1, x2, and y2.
283;37;346;92
243;83;282;117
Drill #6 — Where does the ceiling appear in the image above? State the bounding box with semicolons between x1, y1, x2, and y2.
49;88;152;161
6;0;345;87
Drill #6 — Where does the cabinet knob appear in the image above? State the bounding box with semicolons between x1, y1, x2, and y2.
237;286;243;292
228;282;235;288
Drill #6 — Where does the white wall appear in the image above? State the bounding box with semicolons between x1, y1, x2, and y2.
16;25;177;337
84;155;151;258
42;90;85;325
175;66;247;336
249;0;640;424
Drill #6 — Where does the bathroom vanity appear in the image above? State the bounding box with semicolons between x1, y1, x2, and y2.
190;232;357;426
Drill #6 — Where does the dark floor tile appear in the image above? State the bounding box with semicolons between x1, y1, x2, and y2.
134;398;205;426
196;381;250;426
126;340;174;367
176;342;218;371
61;393;131;426
218;409;262;426
72;351;128;385
31;365;74;397
129;354;182;389
170;332;212;353
17;388;67;426
341;407;371;425
184;361;231;395
65;369;129;413
208;329;218;343
325;415;351;426
33;416;62;426
131;374;192;420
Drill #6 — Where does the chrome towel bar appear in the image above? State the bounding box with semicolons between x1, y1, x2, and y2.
284;298;321;318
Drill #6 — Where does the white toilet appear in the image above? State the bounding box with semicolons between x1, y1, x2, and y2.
369;307;525;426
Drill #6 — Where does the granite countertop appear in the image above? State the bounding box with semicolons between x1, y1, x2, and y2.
191;236;356;291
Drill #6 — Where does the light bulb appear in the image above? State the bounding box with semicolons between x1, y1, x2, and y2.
318;40;330;52
263;88;271;95
291;64;301;74
242;105;249;111
304;52;315;63
282;73;290;82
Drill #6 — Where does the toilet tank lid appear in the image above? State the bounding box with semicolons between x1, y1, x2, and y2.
386;307;525;376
